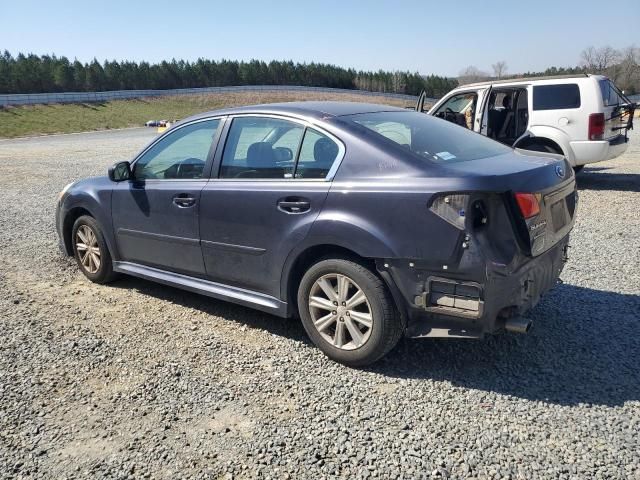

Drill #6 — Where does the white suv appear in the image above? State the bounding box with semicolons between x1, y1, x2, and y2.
418;74;636;171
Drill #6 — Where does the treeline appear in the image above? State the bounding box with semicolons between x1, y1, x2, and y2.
460;45;640;95
0;51;457;97
520;46;640;95
354;72;457;98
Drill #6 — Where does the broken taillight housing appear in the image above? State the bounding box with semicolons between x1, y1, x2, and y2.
429;194;469;229
514;192;541;219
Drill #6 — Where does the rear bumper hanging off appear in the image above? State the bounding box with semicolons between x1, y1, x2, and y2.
380;235;570;339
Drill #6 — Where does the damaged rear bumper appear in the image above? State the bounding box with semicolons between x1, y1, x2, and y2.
378;234;570;338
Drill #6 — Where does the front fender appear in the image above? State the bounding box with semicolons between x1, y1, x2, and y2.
59;177;116;258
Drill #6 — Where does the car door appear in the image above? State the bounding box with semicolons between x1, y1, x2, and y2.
416;90;428;113
199;115;343;298
112;118;223;275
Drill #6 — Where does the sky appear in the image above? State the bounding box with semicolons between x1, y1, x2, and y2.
1;0;638;77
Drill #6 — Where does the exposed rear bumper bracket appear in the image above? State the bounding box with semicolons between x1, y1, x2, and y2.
418;276;485;319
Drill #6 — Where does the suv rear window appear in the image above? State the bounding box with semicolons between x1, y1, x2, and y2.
599;79;624;107
533;84;581;110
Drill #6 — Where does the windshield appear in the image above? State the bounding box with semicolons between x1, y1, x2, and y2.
348;111;511;163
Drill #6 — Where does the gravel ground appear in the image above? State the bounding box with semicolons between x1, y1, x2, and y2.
0;127;638;480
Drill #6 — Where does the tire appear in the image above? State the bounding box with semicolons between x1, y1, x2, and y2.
522;143;562;155
297;258;402;367
71;215;117;284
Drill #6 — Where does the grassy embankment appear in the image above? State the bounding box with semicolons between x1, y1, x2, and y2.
0;91;416;138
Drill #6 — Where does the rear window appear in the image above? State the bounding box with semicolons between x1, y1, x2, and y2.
599;79;624;107
533;84;581;110
348;111;511;163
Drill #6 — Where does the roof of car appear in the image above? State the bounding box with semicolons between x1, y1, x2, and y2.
457;73;596;89
184;101;407;123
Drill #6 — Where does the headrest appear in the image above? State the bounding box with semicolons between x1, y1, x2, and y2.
246;142;274;166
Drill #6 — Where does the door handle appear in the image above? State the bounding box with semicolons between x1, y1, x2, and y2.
277;198;310;214
173;194;196;208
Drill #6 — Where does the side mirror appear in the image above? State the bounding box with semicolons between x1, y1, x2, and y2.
108;161;132;182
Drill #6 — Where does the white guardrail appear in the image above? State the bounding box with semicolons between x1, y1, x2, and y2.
0;85;427;107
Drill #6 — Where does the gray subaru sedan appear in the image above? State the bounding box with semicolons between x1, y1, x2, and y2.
56;102;577;366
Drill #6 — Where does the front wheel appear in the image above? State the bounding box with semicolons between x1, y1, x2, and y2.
297;258;403;367
72;215;117;284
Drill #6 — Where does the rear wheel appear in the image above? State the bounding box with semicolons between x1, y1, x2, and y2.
297;258;402;367
72;215;117;284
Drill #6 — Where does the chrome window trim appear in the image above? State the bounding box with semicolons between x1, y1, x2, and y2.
217;113;346;182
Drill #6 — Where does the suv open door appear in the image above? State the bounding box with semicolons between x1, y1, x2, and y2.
598;78;635;140
416;90;428;113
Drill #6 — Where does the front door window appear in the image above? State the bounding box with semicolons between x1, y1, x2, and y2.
134;119;220;180
434;92;478;129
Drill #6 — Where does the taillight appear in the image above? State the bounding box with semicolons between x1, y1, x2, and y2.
588;113;605;140
514;193;540;219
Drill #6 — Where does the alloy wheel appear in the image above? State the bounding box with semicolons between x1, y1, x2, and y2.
308;273;373;350
75;225;101;274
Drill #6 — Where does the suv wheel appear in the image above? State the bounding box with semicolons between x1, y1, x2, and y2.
71;215;117;284
297;258;402;367
523;143;561;155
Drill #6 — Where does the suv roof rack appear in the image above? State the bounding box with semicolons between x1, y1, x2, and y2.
461;73;591;88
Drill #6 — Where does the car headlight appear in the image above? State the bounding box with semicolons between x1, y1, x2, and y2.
57;182;75;203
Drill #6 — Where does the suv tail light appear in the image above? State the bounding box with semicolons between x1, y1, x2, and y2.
588;113;605;140
514;193;540;219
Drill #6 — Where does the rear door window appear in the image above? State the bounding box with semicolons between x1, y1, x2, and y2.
294;129;340;179
220;117;303;179
532;84;581;110
219;117;340;179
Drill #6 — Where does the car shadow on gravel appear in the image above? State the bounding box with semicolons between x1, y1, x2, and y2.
110;277;639;407
375;284;640;407
108;276;310;342
576;171;640;192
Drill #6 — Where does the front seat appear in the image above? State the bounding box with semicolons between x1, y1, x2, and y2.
238;141;275;177
246;142;275;167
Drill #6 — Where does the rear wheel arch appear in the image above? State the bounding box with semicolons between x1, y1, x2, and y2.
284;244;375;317
514;136;564;155
282;243;408;330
